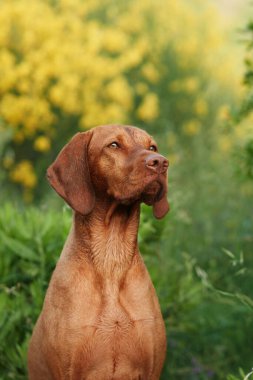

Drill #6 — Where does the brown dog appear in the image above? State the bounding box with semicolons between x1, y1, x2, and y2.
28;125;169;380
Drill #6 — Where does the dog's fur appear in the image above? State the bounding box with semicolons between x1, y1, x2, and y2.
28;125;169;380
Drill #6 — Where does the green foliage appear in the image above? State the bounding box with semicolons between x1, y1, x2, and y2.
227;368;253;380
0;204;71;379
242;20;253;90
235;18;253;182
146;148;253;379
1;171;253;380
236;139;253;180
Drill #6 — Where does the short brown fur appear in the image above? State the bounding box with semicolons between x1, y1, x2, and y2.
28;125;169;380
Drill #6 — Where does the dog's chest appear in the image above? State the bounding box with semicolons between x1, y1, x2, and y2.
41;253;165;379
76;278;158;379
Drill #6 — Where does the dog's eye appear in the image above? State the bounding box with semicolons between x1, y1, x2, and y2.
149;145;157;152
109;142;120;148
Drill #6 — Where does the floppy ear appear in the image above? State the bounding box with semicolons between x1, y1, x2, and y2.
153;195;170;219
47;131;95;215
153;181;169;219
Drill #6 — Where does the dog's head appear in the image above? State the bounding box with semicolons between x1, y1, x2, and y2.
47;125;169;219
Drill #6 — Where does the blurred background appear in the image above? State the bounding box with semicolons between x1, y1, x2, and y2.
0;0;253;379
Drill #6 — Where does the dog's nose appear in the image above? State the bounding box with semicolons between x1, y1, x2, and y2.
145;154;169;173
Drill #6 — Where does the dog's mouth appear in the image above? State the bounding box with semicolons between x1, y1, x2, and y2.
141;180;163;205
106;172;169;221
113;175;165;206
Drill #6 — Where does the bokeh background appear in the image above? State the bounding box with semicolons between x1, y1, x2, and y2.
0;0;253;379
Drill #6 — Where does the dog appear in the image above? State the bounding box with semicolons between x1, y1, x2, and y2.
28;124;169;380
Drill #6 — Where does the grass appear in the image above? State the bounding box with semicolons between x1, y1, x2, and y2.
0;153;253;379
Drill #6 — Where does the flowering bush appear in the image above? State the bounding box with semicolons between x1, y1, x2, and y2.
0;0;243;200
233;19;253;181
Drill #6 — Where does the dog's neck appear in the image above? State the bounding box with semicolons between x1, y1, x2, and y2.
65;198;141;279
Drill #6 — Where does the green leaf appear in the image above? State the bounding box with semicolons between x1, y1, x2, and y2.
222;248;235;259
0;232;39;262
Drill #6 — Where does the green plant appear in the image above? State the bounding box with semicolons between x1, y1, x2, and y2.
0;169;253;379
0;204;71;379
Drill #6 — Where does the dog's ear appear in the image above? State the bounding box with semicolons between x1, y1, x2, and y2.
47;131;95;215
153;196;170;219
153;181;169;219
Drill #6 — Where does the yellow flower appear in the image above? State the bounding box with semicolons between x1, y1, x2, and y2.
142;63;159;83
49;85;63;107
106;76;132;109
195;99;208;116
217;105;230;121
183;120;201;136
80;103;108;129
102;29;128;53
10;160;37;188
119;47;143;69
0;49;17;93
135;82;148;95
2;156;14;169
184;77;199;93
104;103;125;123
137;93;159;122
234;116;253;142
13;131;25;144
34;136;51;152
176;38;198;58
